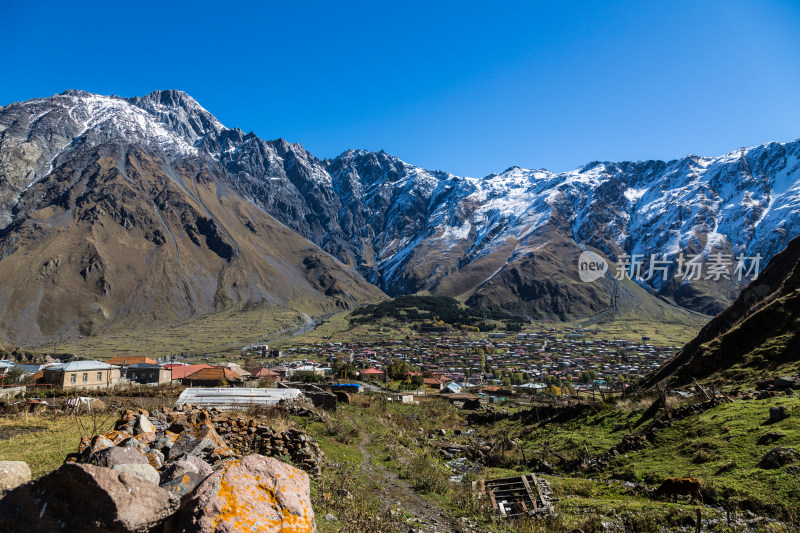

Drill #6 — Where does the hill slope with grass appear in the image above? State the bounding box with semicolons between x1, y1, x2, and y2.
643;235;800;388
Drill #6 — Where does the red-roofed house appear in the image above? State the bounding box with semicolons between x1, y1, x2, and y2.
424;377;443;391
246;367;282;382
166;364;213;382
183;367;243;387
359;368;385;382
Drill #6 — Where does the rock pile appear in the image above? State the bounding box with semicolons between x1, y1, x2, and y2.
0;406;320;532
212;414;324;476
69;405;325;477
615;433;649;453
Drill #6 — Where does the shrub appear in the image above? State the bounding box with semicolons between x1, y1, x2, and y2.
325;416;360;445
399;450;452;495
312;461;398;532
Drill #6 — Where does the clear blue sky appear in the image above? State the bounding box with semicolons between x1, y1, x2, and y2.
4;0;800;177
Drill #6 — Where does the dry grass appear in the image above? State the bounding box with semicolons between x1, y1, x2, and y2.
313;461;399;533
54;308;309;360
615;392;699;413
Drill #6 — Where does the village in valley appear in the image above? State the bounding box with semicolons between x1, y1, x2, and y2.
265;329;677;400
0;326;677;403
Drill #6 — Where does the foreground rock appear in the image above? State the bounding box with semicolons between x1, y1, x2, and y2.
0;462;178;532
0;461;31;496
112;463;161;485
88;446;150;468
177;454;316;532
0;406;322;532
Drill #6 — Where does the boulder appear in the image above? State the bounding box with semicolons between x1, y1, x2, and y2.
757;432;785;445
0;461;31;496
88;433;117;456
112;463;161;485
161;471;207;496
760;446;799;469
774;376;800;389
184;455;214;477
134;415;156;435
146;449;165;469
121;436;151;455
176;454;315;532
769;405;789;423
155;430;180;452
88;446;150;468
0;463;178;533
168;420;233;463
161;456;214;485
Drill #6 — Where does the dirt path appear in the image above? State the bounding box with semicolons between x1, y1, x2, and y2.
357;430;473;533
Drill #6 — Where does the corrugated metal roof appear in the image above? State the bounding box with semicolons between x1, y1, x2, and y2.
175;387;304;410
45;360;119;371
16;364;51;373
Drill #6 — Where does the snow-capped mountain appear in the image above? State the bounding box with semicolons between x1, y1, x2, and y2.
208;123;800;316
0;90;383;344
2;89;800;342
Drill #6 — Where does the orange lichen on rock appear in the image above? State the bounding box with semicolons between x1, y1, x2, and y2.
178;455;316;533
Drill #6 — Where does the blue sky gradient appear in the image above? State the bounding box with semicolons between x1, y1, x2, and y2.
4;0;799;177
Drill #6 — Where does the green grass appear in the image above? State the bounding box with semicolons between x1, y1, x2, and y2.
319;397;765;532
509;395;800;515
0;413;116;477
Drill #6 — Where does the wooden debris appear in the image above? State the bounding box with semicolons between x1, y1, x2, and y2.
481;473;552;519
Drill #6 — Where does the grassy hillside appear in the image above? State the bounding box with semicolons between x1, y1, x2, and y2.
304;393;800;531
53;307;322;360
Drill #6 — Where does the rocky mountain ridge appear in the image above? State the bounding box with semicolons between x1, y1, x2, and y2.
0;90;384;344
2;88;800;341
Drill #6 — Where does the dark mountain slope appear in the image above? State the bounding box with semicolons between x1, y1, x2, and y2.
643;235;800;387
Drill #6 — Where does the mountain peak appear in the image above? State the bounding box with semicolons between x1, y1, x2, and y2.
60;89;94;98
124;90;226;146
